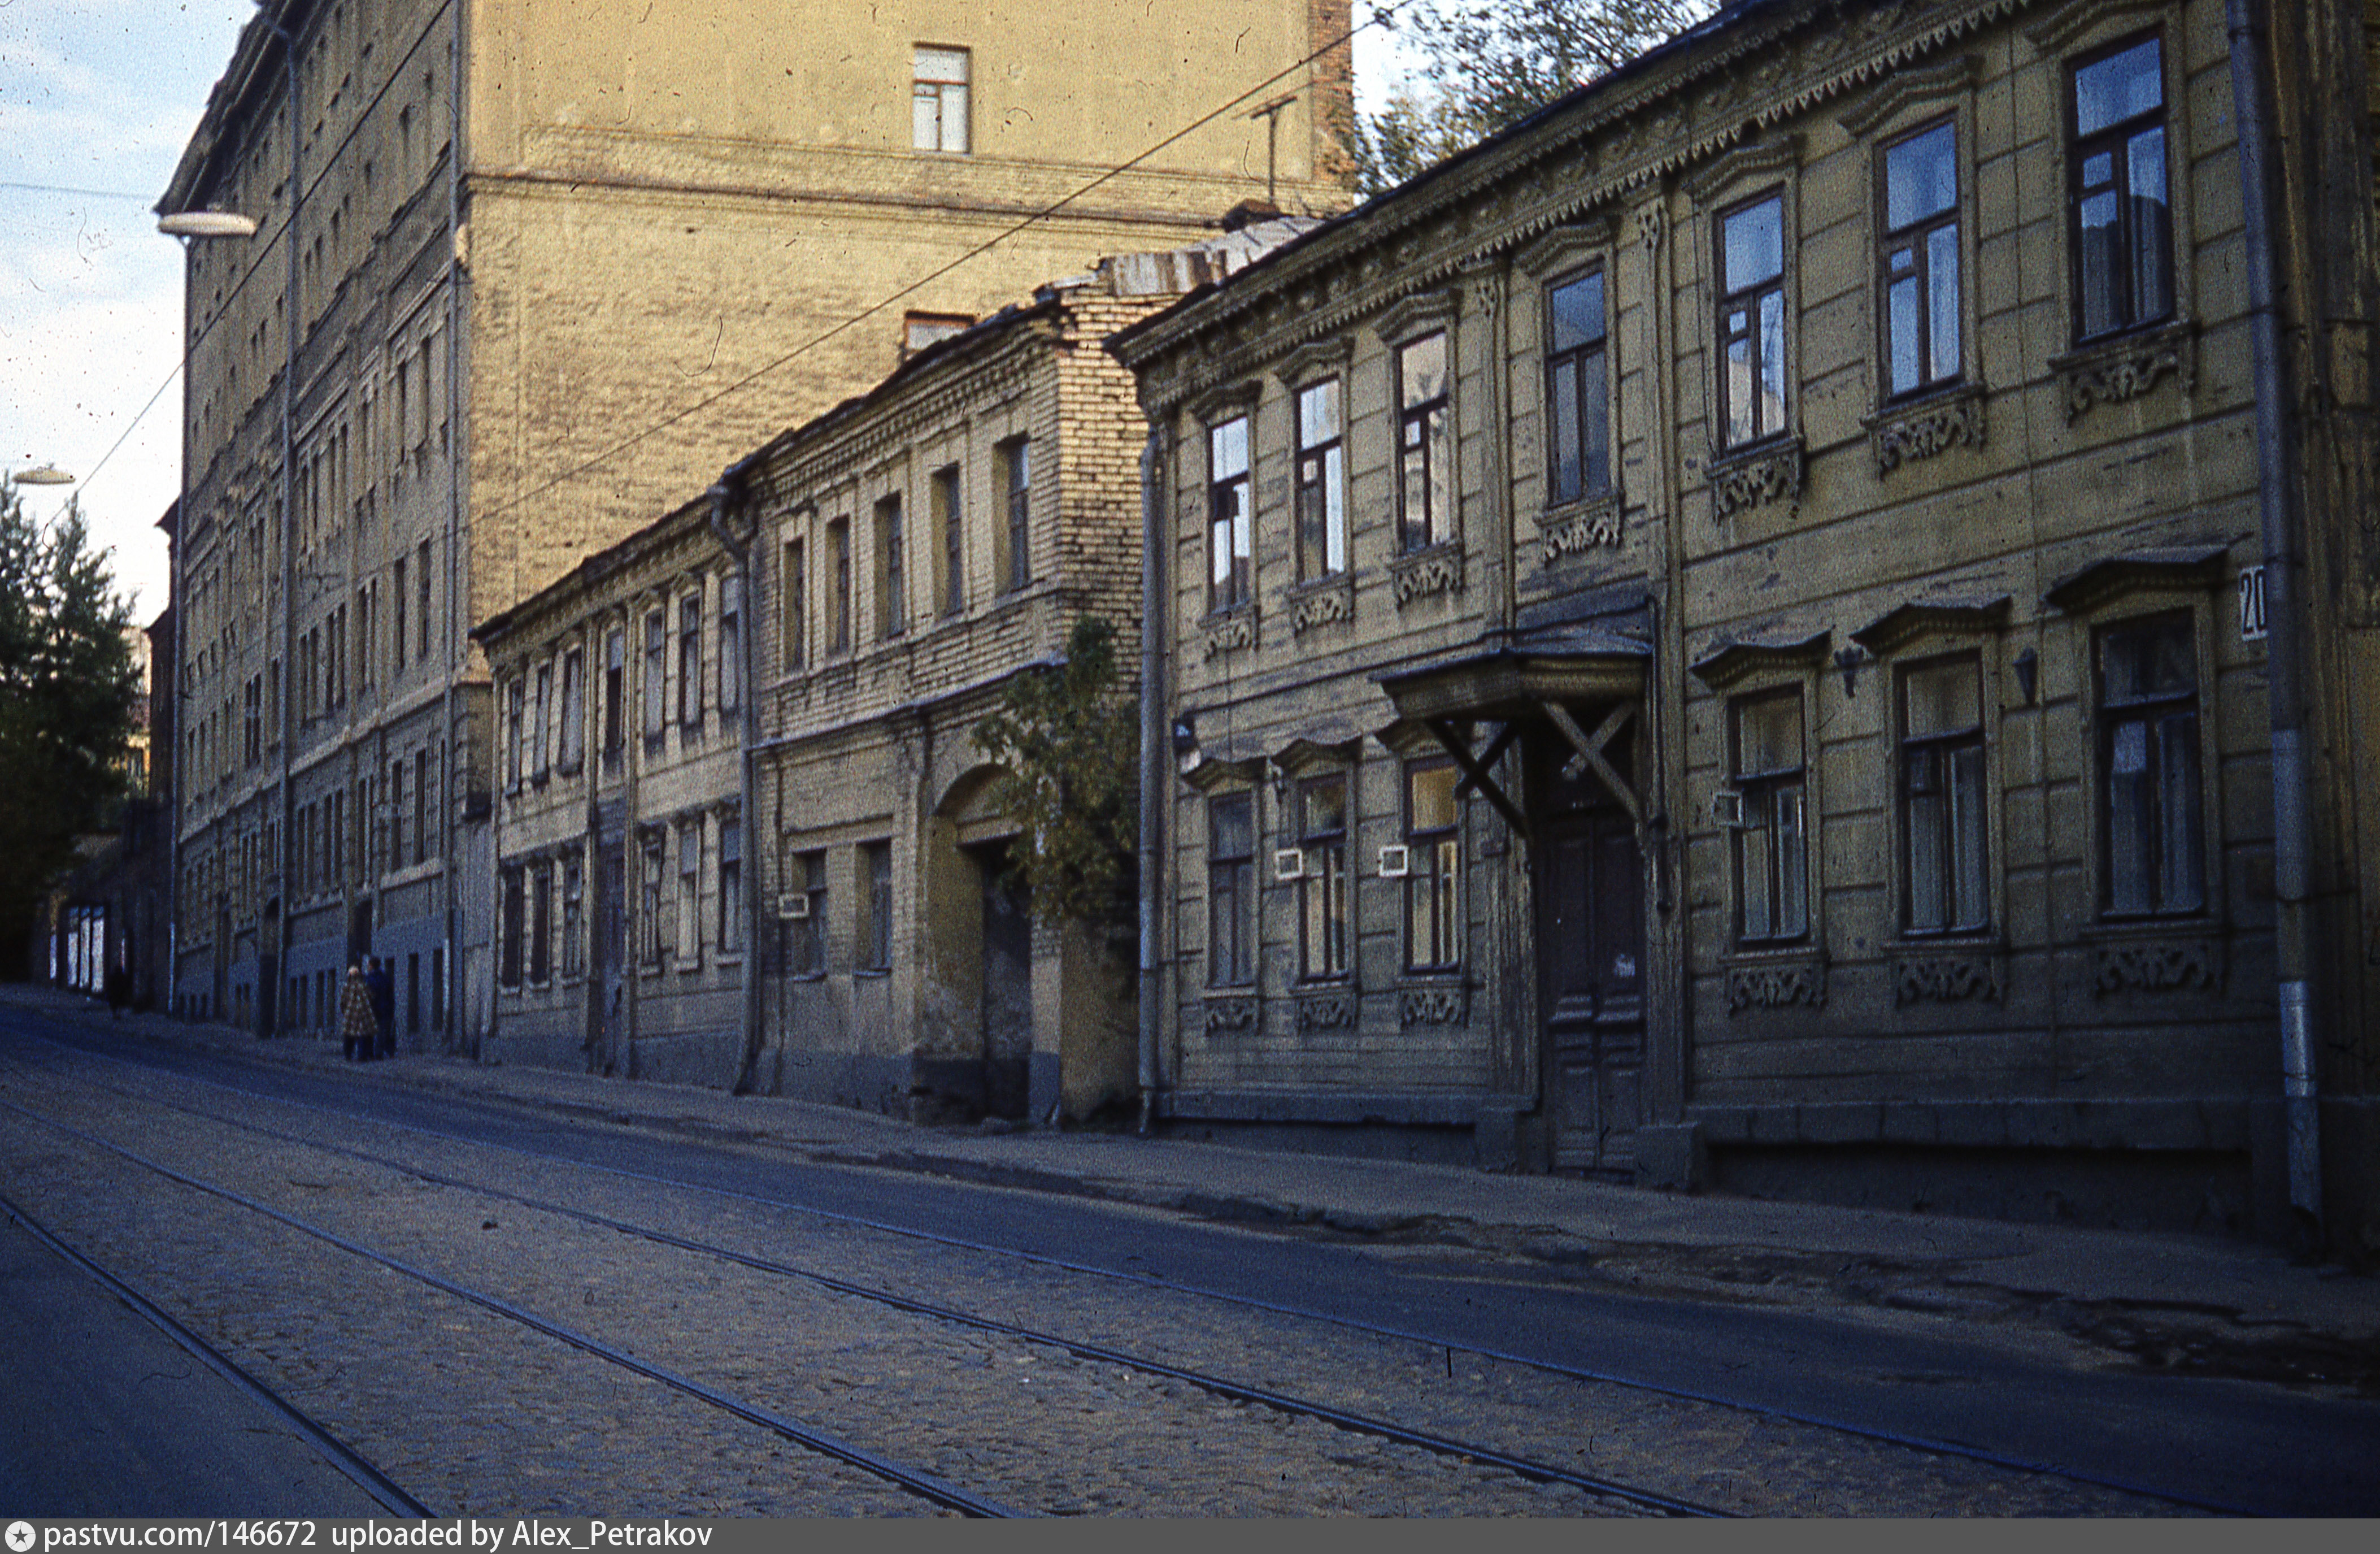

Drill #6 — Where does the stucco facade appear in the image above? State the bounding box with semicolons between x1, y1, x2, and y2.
157;0;1352;1051
1113;0;2380;1253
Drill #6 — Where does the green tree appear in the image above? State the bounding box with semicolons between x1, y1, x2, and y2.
1353;0;1705;195
969;617;1139;934
0;479;142;979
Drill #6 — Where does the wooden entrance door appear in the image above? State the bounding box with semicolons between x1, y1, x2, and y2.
1533;741;1646;1175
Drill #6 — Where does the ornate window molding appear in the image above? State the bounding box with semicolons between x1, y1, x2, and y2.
1837;54;1979;137
1398;982;1469;1027
1893;950;2004;1006
1202;600;1258;661
1726;959;1826;1013
2049;319;2195;424
1684;133;1803;203
1388;542;1466;606
1863;382;1987;475
2025;0;2169;53
1689;628;1830;692
1512;217;1618;283
1847;594;2011;658
2093;939;2221;997
1186;379;1263;427
1532;492;1624;567
1273;336;1352;390
1295;991;1357;1031
1203;993;1260;1032
1705;435;1804;518
1286;574;1356;635
1372;287;1461;349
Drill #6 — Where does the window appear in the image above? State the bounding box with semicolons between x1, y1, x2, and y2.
532;661;552;780
412;748;429;866
499;868;524;989
387;757;406;870
1207;416;1252;611
1206;793;1255;987
1899;656;1989;935
1546;270;1610;504
903;312;971;354
1295;379;1347;580
1404;760;1462;971
505;676;525;789
643;609;666;739
678;593;703;729
1879;120;1961;398
640;836;664;965
1718;193;1789;448
828;518;852;653
1398;332;1452;552
528;861;551;985
791;848;828;977
677;821;702;962
2097;612;2203;916
562;858;585;980
1730;690;1809;943
1297;774;1350;981
393;555;408;672
718;575;741;715
859;840;893;971
1000;437;1032;592
2070;35;2172;342
877;494;906;639
558;646;584;770
782;539;807;671
603;626;625;763
911;46;969;153
416;540;432;661
719;818;742;954
934;465;963;617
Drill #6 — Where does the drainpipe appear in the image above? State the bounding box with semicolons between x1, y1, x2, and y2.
2226;0;2322;1244
1135;426;1164;1135
708;458;765;1093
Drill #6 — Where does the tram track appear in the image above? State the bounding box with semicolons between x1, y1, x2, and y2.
0;1028;2253;1516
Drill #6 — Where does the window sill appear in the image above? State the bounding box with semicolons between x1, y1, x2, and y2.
790;971;828;984
714;952;743;968
854;967;891;981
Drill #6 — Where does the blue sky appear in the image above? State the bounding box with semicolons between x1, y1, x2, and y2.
1;2;1411;625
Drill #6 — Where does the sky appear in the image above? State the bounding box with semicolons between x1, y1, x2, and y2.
0;2;1416;626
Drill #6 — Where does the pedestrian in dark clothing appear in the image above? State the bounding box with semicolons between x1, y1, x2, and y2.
103;964;132;1020
340;963;375;1061
368;957;396;1060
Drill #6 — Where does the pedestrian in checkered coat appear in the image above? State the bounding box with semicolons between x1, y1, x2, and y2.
340;963;376;1062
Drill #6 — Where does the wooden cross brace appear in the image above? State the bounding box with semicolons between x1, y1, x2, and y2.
1543;700;1643;830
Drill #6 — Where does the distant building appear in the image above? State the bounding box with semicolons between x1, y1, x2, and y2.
1112;0;2379;1253
157;0;1353;1046
474;225;1309;1113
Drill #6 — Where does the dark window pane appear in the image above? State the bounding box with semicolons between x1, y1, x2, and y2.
1579;349;1608;495
1929;225;1962;379
2078;190;2121;337
1889;276;1922;396
1550;271;1604;353
1550;360;1582;504
1722;197;1783;290
2128;125;2172;321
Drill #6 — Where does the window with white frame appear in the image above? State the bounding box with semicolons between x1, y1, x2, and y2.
1207;415;1252;611
1295;380;1346;581
912;47;970;153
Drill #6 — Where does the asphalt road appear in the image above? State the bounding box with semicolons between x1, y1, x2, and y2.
4;1006;2376;1516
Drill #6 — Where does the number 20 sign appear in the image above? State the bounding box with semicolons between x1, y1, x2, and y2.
2238;565;2269;642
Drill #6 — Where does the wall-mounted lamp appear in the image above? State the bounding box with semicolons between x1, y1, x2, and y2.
1172;715;1197;754
2013;646;2039;706
1834;645;1865;699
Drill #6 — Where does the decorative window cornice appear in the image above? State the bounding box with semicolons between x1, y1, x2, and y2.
1849;594;2011;656
1271;735;1364;778
1187;380;1264;426
1690;628;1830;691
1273;336;1352;389
2025;0;2168;54
1684;132;1802;203
2043;545;2226;617
1512;218;1618;283
1180;754;1263;795
1373;287;1461;347
1837;54;1978;137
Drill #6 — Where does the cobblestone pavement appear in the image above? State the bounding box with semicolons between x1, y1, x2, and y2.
0;1039;2196;1517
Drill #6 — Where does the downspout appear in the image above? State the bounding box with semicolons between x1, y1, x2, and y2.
1135;425;1164;1135
2227;0;2322;1242
708;459;765;1093
442;0;469;1057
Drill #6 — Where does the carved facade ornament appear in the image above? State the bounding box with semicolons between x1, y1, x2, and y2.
1638;206;1665;252
1287;577;1356;635
2052;323;2196;423
1727;960;1827;1013
1295;992;1357;1031
1534;494;1624;566
1894;954;2003;1005
1707;438;1805;518
1399;984;1469;1027
1389;544;1466;606
1867;385;1987;474
2094;941;2221;997
1202;605;1256;661
1203;995;1259;1032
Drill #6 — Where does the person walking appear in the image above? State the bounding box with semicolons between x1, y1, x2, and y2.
367;956;397;1060
340;963;375;1062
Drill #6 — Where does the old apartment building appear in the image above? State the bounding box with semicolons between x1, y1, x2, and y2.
476;225;1308;1114
157;0;1352;1041
1113;0;2379;1251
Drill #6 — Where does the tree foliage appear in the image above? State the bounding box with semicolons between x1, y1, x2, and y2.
969;617;1139;934
1352;0;1705;196
0;479;142;977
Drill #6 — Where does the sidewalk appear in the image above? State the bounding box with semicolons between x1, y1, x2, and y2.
11;983;2375;1392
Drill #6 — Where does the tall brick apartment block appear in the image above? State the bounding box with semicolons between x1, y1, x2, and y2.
156;0;1352;1047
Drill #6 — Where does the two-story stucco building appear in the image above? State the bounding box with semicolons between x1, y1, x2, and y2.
1112;0;2379;1255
